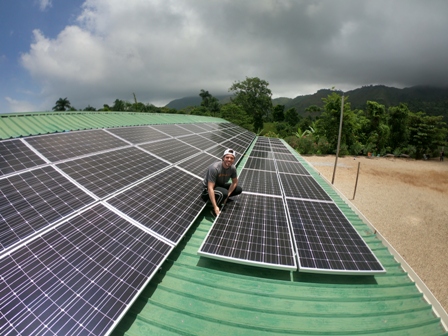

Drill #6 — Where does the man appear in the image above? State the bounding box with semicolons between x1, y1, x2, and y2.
201;148;243;216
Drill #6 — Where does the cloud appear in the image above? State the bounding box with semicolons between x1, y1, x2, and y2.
37;0;52;11
5;97;37;112
21;0;448;110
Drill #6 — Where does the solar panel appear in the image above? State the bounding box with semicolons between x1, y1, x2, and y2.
107;167;205;244
198;132;227;143
150;124;193;137
252;144;271;152
177;152;218;178
243;157;276;171
57;147;169;198
286;199;385;274
0;166;95;252
0;204;173;336
178;134;217;150
0;139;47;176
249;150;274;159
198;193;296;270
205;144;227;159
178;123;208;133
238;169;282;196
279;173;332;201
107;126;170;144
140;138;198;163
270;146;293;153
274;152;297;161
25;130;127;162
276;160;310;175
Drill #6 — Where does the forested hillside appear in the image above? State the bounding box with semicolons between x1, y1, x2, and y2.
278;85;448;121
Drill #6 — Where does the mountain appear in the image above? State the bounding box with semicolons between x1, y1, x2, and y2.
165;85;448;121
284;85;448;120
165;94;232;109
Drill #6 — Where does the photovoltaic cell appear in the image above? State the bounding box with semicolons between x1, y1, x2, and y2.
279;173;332;201
0;139;47;176
177;152;218;178
276;160;310;175
249;150;274;159
178;123;209;133
0;166;95;251
107;167;205;244
140;138;198;163
108;126;170;144
238;169;282;196
178;134;217;150
0;204;173;336
270;146;293;153
274;152;297;161
25;130;127;162
286;199;385;274
57;147;169;198
198;132;227;144
199;193;296;270
244;157;276;172
150;124;193;137
205;144;227;159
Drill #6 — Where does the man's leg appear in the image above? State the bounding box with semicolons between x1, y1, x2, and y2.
201;187;225;205
221;183;242;198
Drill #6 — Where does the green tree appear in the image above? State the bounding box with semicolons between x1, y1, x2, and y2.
388;103;410;149
220;103;253;131
199;90;220;116
189;106;211;116
408;112;447;159
83;105;96;111
305;105;321;115
112;99;126;111
315;92;359;154
284;107;299;127
273;104;285;122
229;77;272;132
53;97;71;111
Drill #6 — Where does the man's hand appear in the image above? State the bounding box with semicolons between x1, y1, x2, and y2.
213;205;220;216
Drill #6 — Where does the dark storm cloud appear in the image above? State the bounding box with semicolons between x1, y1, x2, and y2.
20;0;448;110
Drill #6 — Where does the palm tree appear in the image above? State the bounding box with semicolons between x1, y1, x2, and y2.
53;98;71;111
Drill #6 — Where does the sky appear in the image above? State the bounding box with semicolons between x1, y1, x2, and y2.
1;0;448;113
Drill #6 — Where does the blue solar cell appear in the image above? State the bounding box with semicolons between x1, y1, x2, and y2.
0;204;173;336
199;193;296;270
286;199;385;274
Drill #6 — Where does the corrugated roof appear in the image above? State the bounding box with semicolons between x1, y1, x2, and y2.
0;111;224;139
109;151;447;336
2;112;446;335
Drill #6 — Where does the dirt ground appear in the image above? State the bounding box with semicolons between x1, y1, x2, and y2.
303;155;448;313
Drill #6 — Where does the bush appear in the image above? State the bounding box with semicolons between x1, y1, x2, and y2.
297;135;316;155
316;136;332;155
285;135;300;150
263;131;280;138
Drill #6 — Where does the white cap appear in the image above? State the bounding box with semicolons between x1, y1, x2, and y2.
223;148;236;158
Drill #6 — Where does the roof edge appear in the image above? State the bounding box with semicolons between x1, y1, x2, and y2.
301;156;448;331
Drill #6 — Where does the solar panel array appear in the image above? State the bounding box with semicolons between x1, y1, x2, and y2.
0;122;255;336
199;137;385;275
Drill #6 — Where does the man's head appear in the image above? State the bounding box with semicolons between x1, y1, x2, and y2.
222;148;236;169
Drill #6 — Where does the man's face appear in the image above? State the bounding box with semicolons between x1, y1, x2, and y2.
222;154;235;169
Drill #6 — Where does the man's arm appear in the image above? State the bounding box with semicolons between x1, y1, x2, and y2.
227;177;238;197
208;181;220;216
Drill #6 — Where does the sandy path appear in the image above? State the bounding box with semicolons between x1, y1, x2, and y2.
303;155;448;312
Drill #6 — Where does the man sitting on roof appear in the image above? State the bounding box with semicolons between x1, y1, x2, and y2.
201;148;242;216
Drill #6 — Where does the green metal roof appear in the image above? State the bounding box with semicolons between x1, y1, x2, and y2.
0;111;225;139
2;112;446;335
109;149;447;336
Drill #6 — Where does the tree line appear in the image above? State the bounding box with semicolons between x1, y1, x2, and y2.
53;77;447;159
